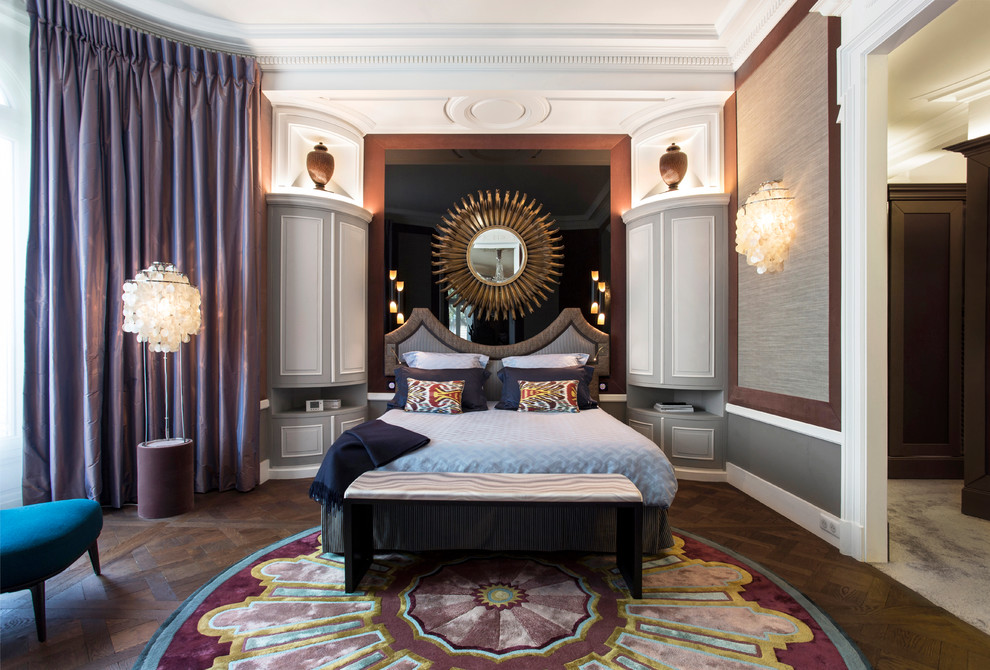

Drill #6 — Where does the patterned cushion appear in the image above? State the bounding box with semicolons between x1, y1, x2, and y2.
388;366;489;412
405;379;465;413
517;380;579;413
496;365;597;410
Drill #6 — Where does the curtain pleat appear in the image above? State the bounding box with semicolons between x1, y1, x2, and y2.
23;0;262;505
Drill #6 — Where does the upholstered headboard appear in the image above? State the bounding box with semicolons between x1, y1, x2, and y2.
384;307;610;401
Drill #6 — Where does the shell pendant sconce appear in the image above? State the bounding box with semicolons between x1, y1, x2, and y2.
734;180;796;274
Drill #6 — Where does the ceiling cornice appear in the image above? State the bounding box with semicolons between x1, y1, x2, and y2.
717;0;800;68
887;104;968;178
257;53;735;72
68;0;797;77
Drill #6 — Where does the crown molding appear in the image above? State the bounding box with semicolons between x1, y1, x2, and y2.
810;0;853;16
257;53;734;71
887;104;968;178
916;68;990;104
243;22;721;42
69;0;810;80
70;0;739;74
717;0;800;68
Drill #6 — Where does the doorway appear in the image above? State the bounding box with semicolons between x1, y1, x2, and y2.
887;184;965;478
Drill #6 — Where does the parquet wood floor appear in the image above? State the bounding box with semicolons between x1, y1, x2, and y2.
2;479;988;669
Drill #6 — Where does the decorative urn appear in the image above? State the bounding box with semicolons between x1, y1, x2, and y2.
659;143;688;191
306;142;335;191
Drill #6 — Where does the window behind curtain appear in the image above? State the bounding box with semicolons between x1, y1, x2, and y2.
0;6;31;509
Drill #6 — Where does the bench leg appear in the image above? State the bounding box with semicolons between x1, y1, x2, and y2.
344;501;374;592
616;504;643;599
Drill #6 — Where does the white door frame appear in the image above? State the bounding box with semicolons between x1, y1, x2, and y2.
816;0;956;561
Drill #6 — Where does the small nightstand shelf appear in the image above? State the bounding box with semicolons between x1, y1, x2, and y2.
628;405;725;471
272;406;365;419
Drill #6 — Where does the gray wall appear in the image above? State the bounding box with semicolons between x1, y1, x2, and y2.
727;414;840;515
735;13;831;402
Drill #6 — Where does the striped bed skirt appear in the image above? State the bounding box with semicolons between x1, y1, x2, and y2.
320;503;673;555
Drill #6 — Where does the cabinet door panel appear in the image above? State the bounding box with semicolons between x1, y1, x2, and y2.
667;214;717;384
332;407;368;442
279;421;326;459
628;418;655;441
661;416;725;469
334;217;368;382
627;220;661;385
668;425;715;461
278;214;326;382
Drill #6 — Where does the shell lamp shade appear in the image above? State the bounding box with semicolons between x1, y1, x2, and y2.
734;181;796;275
122;262;202;352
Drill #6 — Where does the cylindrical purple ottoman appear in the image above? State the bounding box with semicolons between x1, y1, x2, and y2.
137;438;194;519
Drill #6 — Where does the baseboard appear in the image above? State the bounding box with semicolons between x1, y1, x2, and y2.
727;463;841;548
675;466;728;482
266;463;321;480
260;459;270;484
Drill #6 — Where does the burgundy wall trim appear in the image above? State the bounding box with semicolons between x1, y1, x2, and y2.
365;134;630;393
728;6;842;431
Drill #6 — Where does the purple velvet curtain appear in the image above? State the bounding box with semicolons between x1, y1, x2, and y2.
23;0;263;506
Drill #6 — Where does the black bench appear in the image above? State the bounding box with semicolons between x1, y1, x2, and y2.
343;471;643;597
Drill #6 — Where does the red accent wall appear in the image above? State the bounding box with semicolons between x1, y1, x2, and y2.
364;134;630;393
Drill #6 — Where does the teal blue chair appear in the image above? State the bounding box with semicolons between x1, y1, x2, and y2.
0;499;103;641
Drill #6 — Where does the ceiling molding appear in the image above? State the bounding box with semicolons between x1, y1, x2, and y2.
888;104;968;178
809;0;853;16
71;0;253;54
444;95;552;132
70;0;744;74
243;23;722;42
257;54;734;71
916;68;990;104
717;0;800;68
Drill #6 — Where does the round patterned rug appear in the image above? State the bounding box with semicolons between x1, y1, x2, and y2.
135;528;870;669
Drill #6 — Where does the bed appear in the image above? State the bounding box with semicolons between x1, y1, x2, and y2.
319;307;677;555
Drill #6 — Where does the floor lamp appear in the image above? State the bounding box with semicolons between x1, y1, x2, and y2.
121;262;202;518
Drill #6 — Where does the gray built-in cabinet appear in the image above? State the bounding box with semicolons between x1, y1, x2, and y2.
623;193;729;473
267;193;371;476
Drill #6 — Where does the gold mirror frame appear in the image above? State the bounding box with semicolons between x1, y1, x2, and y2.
433;190;563;321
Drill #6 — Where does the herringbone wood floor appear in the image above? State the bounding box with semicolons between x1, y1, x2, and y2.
2;479;989;669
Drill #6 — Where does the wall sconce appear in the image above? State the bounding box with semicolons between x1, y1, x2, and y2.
590;271;609;326
734;180;795;274
389;269;405;325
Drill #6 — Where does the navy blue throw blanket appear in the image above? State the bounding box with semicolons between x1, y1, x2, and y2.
309;419;430;509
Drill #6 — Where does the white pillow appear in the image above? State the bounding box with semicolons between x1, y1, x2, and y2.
500;353;590;368
402;351;490;369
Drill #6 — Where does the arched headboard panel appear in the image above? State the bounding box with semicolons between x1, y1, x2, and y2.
384;308;610;401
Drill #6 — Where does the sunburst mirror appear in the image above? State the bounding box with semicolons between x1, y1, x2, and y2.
433;190;563;321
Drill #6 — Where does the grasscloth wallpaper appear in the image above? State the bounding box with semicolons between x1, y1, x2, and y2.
736;13;831;402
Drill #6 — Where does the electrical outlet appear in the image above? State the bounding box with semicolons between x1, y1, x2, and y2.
819;513;839;537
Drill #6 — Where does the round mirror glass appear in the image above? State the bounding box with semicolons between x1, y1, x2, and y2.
467;228;528;286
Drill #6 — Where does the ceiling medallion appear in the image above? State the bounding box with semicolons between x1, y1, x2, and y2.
434;190;563;321
444;95;552;131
